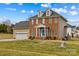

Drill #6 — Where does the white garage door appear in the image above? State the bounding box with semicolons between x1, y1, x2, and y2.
16;32;28;40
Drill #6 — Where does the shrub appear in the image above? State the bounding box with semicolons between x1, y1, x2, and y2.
53;36;57;40
29;36;35;40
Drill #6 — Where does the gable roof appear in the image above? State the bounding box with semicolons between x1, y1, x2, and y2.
76;27;79;30
14;21;29;30
66;24;76;28
29;9;67;22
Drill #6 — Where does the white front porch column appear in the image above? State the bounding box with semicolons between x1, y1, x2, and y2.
46;28;48;36
36;28;37;37
44;27;46;37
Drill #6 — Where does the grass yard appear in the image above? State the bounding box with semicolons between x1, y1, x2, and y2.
0;39;79;56
0;33;13;39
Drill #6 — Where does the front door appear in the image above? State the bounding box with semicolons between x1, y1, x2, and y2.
40;28;45;37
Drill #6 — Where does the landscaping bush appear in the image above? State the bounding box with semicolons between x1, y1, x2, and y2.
53;36;57;40
29;36;35;40
45;36;52;40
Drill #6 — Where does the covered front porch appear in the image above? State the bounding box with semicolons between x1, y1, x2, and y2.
35;24;52;39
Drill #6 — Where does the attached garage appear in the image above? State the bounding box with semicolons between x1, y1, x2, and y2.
15;32;29;40
13;21;29;40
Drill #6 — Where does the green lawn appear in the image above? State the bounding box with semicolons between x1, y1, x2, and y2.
0;39;79;56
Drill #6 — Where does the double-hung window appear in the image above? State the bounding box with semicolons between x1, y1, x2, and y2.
42;19;45;24
32;19;34;25
36;19;38;24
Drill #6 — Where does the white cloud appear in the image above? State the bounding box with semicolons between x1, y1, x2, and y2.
67;19;76;22
18;3;23;5
59;8;67;13
68;19;79;26
52;8;61;13
70;11;78;16
41;3;51;8
21;10;26;13
34;3;38;5
21;10;34;14
5;8;16;11
30;10;34;13
71;6;76;10
5;3;11;5
64;6;67;8
0;16;8;23
52;8;67;14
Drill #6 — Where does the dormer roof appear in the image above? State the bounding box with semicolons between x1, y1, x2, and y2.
30;9;67;22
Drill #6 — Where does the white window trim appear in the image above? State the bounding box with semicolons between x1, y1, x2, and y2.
38;11;42;17
42;19;45;24
32;19;34;25
46;10;50;16
36;19;38;24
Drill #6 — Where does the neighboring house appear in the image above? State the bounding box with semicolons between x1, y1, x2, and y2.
3;20;11;26
13;21;29;40
66;24;72;37
66;24;76;38
29;9;68;39
75;27;79;38
71;26;77;37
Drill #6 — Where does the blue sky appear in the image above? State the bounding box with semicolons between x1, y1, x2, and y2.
0;3;79;26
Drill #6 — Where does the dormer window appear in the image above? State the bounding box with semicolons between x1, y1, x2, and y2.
38;11;43;17
38;11;41;17
46;10;50;16
46;9;52;16
47;11;49;15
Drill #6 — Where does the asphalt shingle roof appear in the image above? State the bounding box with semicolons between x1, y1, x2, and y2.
30;9;67;22
14;21;29;29
76;27;79;30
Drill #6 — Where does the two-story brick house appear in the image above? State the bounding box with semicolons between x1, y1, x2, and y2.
29;9;68;39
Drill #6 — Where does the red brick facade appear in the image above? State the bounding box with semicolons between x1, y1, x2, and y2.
28;8;68;40
29;17;60;39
